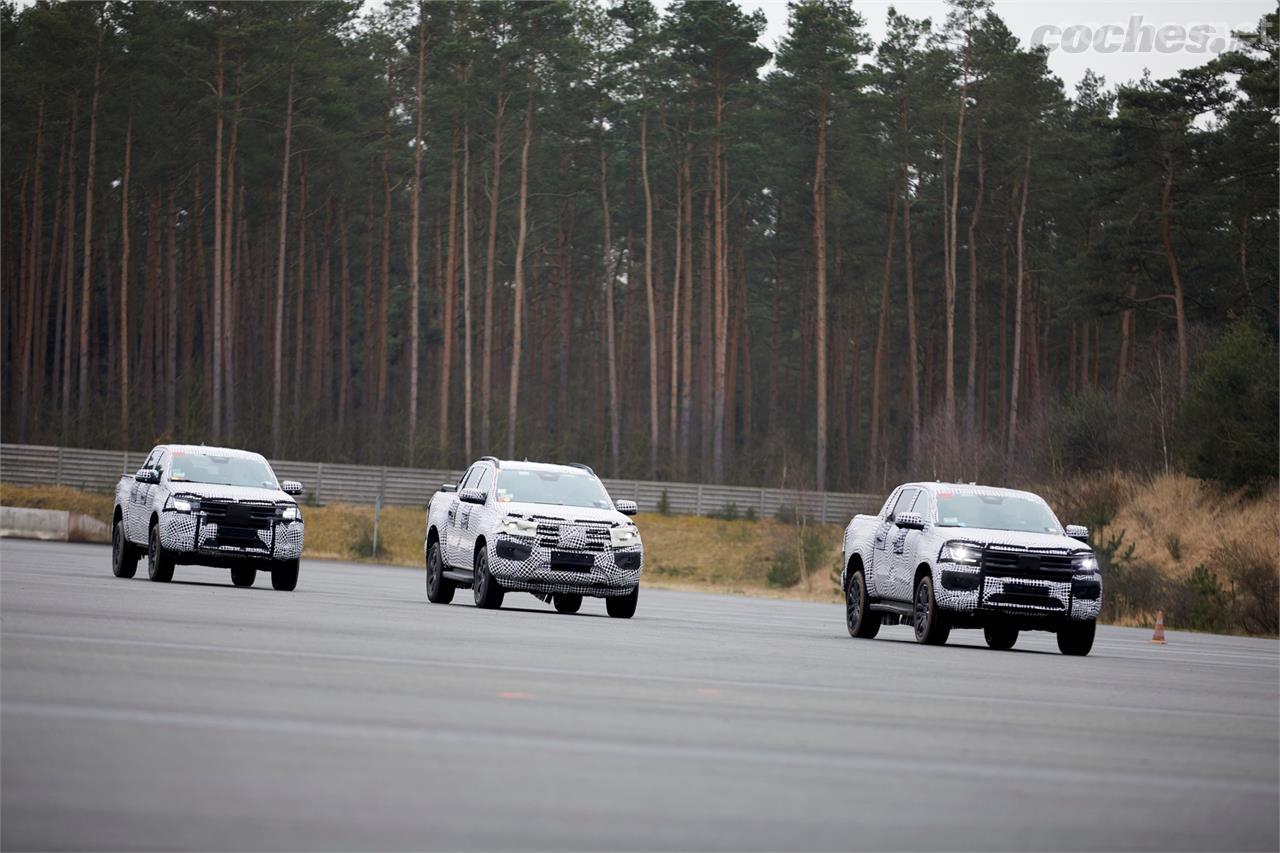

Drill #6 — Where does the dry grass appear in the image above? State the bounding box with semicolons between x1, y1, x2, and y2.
0;484;116;523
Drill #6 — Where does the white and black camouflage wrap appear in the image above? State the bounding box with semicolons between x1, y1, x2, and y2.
425;459;643;600
842;482;1101;622
114;444;304;564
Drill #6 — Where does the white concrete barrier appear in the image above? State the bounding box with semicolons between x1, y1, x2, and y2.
0;507;110;543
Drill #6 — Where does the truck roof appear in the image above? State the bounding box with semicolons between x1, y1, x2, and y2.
156;444;267;462
904;482;1048;503
494;460;597;476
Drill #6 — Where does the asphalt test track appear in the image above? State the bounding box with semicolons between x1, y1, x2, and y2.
2;540;1277;850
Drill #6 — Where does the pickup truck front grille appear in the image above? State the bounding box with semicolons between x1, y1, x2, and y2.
530;516;611;553
981;547;1076;579
200;499;276;530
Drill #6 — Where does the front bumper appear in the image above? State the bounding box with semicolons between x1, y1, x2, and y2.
935;564;1101;621
487;536;642;597
159;510;304;562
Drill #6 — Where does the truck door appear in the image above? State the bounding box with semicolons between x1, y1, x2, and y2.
876;487;919;600
458;466;493;570
128;448;162;542
446;465;479;566
889;489;928;601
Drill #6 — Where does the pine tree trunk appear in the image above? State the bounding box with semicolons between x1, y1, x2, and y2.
1160;152;1188;394
901;163;920;460
165;188;178;433
965;137;984;430
271;66;295;456
813;94;828;492
212;38;224;443
440;132;459;456
506;85;533;459
668;158;681;460
222;64;240;442
1007;143;1031;456
462;113;474;463
17;100;44;443
408;8;425;463
599;123;620;478
679;152;694;473
482;92;507;455
119;117;132;446
640;111;659;476
337;201;351;449
866;191;899;486
78;23;104;442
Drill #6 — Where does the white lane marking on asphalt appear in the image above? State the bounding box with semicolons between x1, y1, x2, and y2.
5;630;1276;723
3;699;1275;797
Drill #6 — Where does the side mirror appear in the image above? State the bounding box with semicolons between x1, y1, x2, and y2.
281;480;304;496
134;469;158;484
896;511;926;530
459;488;487;505
1065;524;1089;542
615;499;638;516
440;483;458;493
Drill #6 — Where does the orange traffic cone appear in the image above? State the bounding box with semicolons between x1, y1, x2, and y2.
1150;610;1167;644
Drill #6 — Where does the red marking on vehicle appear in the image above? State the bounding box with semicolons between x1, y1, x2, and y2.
937;492;954;499
497;691;533;700
696;688;721;696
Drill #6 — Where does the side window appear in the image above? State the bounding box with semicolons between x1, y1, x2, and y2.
153;450;169;478
460;466;481;491
879;489;900;519
889;488;918;521
474;467;493;495
142;448;161;471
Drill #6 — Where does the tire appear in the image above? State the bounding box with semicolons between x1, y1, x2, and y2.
1057;619;1096;656
271;558;300;592
606;586;639;619
845;568;880;639
231;565;257;588
472;545;504;609
553;593;583;614
425;540;455;604
984;623;1019;650
112;517;139;579
147;522;175;583
912;574;950;645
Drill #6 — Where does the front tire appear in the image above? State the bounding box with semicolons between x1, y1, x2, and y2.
147;523;175;583
425;540;455;604
472;545;504;609
112;517;139;579
845;568;880;639
271;558;299;592
231;565;257;587
553;593;583;614
606;586;639;619
1057;619;1096;656
913;574;950;645
984;623;1019;650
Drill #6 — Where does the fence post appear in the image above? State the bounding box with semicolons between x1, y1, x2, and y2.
695;484;703;516
315;463;324;504
759;487;766;516
372;495;382;559
379;466;388;504
55;447;65;486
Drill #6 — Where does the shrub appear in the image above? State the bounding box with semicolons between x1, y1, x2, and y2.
1213;539;1279;636
767;547;801;588
712;502;741;521
744;506;757;522
1179;322;1279;492
1169;565;1229;633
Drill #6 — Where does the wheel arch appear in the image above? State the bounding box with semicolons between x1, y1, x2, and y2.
915;562;933;588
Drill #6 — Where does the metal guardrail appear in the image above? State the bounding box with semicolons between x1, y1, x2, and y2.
0;443;882;524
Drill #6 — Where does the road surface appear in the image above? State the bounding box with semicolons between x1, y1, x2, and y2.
2;539;1277;850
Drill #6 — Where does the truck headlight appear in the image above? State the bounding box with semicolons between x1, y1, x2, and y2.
499;516;537;537
172;497;199;513
279;505;300;522
610;524;641;548
1074;555;1098;573
941;541;981;565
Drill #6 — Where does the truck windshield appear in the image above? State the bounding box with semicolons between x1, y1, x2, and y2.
935;493;1062;534
496;469;613;509
169;453;279;489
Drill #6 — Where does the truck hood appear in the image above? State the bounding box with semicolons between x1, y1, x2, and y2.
936;527;1088;552
168;482;292;505
498;501;631;527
